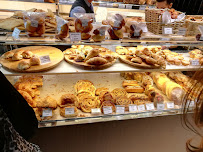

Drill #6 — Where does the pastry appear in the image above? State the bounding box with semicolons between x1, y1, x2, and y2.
37;96;57;109
116;96;133;111
60;106;78;118
74;54;85;62
18;60;31;70
142;75;153;86
116;46;128;55
76;92;93;109
22;51;33;59
131;57;142;64
145;57;157;65
181;60;190;66
99;92;115;104
124;86;144;93
129;94;149;102
18;90;36;107
95;87;109;96
85;49;100;61
103;54;115;62
111;88;127;99
59;94;78;107
75;18;93;33
101;101;116;113
86;57;108;65
56;23;69;40
12;51;23;61
30;55;41;66
80;96;100;113
122;80;138;87
81;33;91;40
2;51;14;59
133;73;143;82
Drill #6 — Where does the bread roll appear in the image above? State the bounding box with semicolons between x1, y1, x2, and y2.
18;60;31;70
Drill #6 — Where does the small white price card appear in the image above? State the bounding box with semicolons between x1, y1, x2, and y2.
163;27;173;35
116;106;125;114
178;28;187;36
138;104;146;112
103;106;113;115
129;105;138;112
146;103;155;111
189;101;195;107
119;4;125;9
190;60;200;66
126;4;133;9
149;5;156;9
40;55;51;65
157;103;165;110
12;27;21;40
42;108;52;117
99;3;107;7
91;108;101;114
167;102;175;109
139;5;146;10
200;36;203;41
107;3;113;7
65;107;75;115
160;38;171;41
70;32;81;42
31;20;38;27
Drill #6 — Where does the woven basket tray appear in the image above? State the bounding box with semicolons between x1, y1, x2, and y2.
145;8;185;35
185;15;203;36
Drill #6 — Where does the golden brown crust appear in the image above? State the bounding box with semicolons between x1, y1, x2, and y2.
125;86;144;93
18;60;31;70
30;55;40;66
181;60;190;66
18;90;36;107
12;51;23;61
22;51;33;59
122;80;138;87
59;94;78;107
131;57;143;64
80;96;100;113
95;87;109;96
99;92;115;104
85;49;100;61
86;57;108;65
37;96;57;108
116;96;133;111
2;51;14;59
111;88;127;99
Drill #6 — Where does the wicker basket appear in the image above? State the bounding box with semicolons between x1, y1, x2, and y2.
185;15;203;36
145;8;185;35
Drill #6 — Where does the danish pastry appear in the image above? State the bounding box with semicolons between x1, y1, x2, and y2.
85;49;100;61
30;55;40;66
3;51;14;59
111;88;127;99
22;51;33;59
116;96;133;111
18;60;31;70
81;96;100;113
12;51;23;61
95;87;109;96
59;94;78;107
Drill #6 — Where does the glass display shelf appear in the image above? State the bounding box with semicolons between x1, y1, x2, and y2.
38;107;193;128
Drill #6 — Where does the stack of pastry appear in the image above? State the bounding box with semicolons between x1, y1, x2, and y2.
14;75;43;108
64;45;117;66
116;46;166;68
2;48;41;71
74;80;100;113
189;49;203;65
35;96;57;121
150;72;185;105
58;94;78;117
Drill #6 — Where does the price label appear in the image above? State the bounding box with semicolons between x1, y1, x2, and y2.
167;102;175;109
119;4;125;9
42;108;52;117
178;28;187;36
129;105;138;112
160;38;171;41
116;106;125;114
139;5;146;10
126;4;133;9
100;30;105;36
12;27;21;40
70;32;81;42
200;36;203;41
31;20;38;27
163;27;173;35
148;5;156;9
190;60;200;66
134;30;141;37
103;106;113;115
146;103;155;111
65;107;75;115
138;104;146;112
91;108;101;114
107;3;113;7
157;103;165;110
40;55;51;65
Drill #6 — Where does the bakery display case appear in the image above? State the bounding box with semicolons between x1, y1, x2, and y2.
0;0;202;128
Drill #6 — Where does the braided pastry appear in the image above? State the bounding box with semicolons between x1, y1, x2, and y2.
111;88;127;99
116;96;133;111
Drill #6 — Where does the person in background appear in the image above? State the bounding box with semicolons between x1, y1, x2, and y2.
156;0;174;9
69;0;94;17
182;69;203;151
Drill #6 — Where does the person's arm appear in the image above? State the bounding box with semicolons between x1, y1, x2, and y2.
70;6;86;17
0;72;38;140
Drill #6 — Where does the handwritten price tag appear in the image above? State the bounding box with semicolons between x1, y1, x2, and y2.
129;105;138;112
157;103;165;110
178;28;187;36
138;104;145;112
65;107;75;115
12;27;21;40
103;106;112;115
146;103;155;111
191;60;200;66
126;4;133;9
163;27;173;35
139;5;146;10
167;102;175;109
116;106;125;114
119;4;125;9
70;32;81;42
91;108;101;114
42;108;52;117
40;55;51;65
